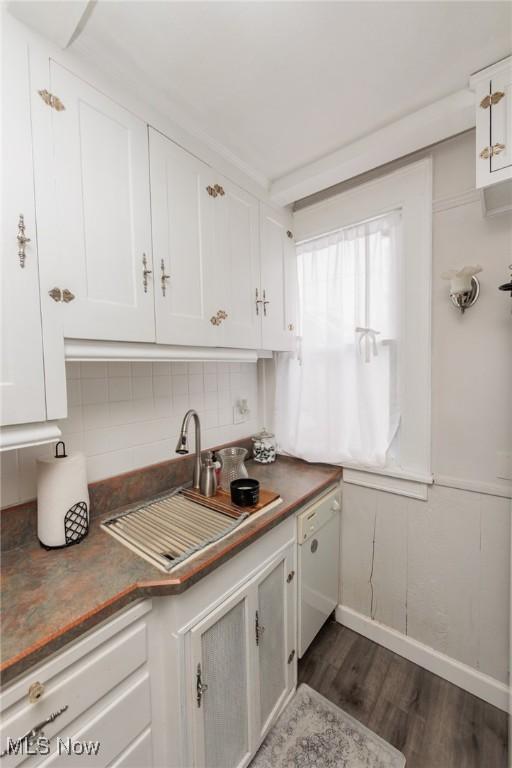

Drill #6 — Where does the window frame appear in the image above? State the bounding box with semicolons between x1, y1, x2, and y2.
292;159;433;496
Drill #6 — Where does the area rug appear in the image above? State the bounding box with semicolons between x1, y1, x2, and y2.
250;684;406;768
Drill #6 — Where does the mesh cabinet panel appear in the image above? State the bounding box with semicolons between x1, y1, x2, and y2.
201;600;248;768
258;561;286;726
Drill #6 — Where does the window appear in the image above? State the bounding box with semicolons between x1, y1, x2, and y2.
275;160;432;495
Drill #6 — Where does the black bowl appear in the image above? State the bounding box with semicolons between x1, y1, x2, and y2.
230;478;260;507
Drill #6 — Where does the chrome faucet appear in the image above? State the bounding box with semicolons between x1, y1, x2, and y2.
175;409;202;489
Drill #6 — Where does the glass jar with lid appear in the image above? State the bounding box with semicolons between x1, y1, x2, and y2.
251;428;277;464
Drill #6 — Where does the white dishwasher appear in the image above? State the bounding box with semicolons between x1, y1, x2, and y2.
298;487;341;657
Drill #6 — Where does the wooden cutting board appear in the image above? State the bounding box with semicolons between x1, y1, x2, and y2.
182;486;281;519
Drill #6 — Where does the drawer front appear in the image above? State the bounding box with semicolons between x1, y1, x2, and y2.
108;729;153;768
38;673;151;767
1;622;147;768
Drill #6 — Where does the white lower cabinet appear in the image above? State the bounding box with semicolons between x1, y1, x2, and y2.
186;538;296;768
0;601;153;768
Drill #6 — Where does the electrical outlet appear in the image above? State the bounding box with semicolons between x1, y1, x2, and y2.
233;397;250;424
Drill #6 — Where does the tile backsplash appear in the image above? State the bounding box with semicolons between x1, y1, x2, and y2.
0;361;259;507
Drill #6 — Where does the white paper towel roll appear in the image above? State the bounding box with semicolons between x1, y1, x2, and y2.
37;443;90;548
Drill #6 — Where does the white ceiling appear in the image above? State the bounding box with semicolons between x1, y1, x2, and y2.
24;1;512;185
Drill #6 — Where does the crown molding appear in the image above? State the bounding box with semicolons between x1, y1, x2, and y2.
271;89;475;207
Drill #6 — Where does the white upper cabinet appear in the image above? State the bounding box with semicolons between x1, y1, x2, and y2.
259;204;297;352
472;57;512;189
150;128;216;347
36;61;155;342
212;177;260;350
1;26;47;426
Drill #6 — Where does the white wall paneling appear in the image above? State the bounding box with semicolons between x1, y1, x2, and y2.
0;360;259;508
338;482;510;710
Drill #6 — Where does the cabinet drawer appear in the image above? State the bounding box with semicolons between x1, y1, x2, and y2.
1;620;148;767
39;673;151;768
108;728;152;768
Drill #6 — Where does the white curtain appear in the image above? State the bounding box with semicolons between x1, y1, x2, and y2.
275;211;401;467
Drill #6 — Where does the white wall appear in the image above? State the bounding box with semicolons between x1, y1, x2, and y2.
0;360;259;507
286;131;511;705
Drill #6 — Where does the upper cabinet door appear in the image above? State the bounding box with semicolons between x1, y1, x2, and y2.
211;178;260;350
1;29;46;426
149;129;216;347
39;61;155;342
259;204;297;352
490;68;512;174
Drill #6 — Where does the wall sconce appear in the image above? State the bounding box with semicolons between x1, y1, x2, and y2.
441;265;482;314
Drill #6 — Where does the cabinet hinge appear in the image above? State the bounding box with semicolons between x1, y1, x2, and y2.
38;89;65;111
286;570;295;583
480;91;505;109
287;650;296;664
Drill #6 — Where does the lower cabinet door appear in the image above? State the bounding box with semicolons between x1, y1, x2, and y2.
189;589;253;768
254;546;296;742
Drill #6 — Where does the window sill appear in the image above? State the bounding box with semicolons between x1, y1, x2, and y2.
342;465;432;500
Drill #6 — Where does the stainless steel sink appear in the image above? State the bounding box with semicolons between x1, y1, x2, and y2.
101;488;249;572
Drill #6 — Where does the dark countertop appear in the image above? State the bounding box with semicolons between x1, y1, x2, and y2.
0;456;341;687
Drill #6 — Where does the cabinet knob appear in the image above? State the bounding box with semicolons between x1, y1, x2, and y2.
28;681;45;703
206;185;218;198
213;184;225;196
288;323;294;332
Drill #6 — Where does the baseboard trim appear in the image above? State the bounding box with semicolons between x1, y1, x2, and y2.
335;605;509;712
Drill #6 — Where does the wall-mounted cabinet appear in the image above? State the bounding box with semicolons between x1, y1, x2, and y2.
37;61;155;343
260;204;298;352
471;57;512;190
2;18;298;434
1;27;47;427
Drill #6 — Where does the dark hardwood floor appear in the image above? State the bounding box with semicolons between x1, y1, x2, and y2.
298;619;509;768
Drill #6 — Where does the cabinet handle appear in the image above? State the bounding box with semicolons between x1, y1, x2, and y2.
255;288;263;316
0;705;68;757
142;254;152;293
160;259;170;296
263;289;269;316
17;214;31;268
206;185;218;198
287;650;296;664
214;184;225;196
255;610;265;646
196;663;208;708
286;570;295;583
492;143;506;156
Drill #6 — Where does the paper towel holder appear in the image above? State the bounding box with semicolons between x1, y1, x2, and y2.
55;440;68;459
